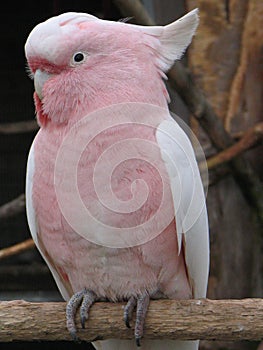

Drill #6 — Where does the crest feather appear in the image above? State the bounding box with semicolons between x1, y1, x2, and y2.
137;9;199;71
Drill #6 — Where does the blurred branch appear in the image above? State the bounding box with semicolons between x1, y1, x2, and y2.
206;122;263;169
203;119;263;184
0;299;262;342
0;239;35;260
232;130;245;140
0;195;34;260
113;0;154;25
0;194;25;220
0;120;38;134
113;0;263;223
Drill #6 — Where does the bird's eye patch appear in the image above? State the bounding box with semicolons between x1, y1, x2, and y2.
74;52;84;62
71;52;87;66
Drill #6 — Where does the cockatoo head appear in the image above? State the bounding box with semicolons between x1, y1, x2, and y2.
25;10;198;126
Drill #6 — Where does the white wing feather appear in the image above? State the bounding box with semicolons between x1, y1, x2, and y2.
25;140;70;301
156;118;209;298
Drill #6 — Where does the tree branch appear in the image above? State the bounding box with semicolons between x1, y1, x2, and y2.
206;122;263;169
0;120;38;134
0;299;262;342
113;0;263;223
0;239;35;260
0;194;25;220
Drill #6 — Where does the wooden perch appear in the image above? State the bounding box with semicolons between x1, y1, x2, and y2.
0;120;38;134
0;194;25;220
0;299;262;342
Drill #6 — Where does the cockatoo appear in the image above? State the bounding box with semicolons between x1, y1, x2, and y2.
25;8;209;350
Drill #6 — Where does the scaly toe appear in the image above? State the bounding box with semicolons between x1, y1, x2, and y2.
135;336;141;347
80;289;97;329
66;288;97;339
66;289;86;340
123;293;150;346
124;296;137;328
134;293;150;347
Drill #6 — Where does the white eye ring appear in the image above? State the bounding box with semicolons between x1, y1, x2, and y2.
71;51;87;66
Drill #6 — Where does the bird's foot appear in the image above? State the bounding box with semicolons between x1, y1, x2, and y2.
124;293;150;347
66;288;97;341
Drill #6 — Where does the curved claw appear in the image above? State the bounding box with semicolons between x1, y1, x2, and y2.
135;336;141;347
80;290;97;329
134;294;150;347
124;296;137;328
66;289;86;340
123;293;150;347
66;288;97;339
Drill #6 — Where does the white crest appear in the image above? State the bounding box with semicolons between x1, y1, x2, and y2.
137;9;199;71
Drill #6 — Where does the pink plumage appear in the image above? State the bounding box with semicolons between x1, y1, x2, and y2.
25;9;209;350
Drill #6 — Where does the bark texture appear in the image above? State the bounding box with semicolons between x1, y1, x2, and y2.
0;299;262;342
186;1;263;348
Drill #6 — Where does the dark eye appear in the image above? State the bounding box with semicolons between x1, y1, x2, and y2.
71;52;87;65
74;52;84;62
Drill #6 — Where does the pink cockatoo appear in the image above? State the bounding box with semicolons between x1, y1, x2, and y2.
25;8;209;350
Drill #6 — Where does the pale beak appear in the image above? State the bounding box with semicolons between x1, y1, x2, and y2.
34;69;52;100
